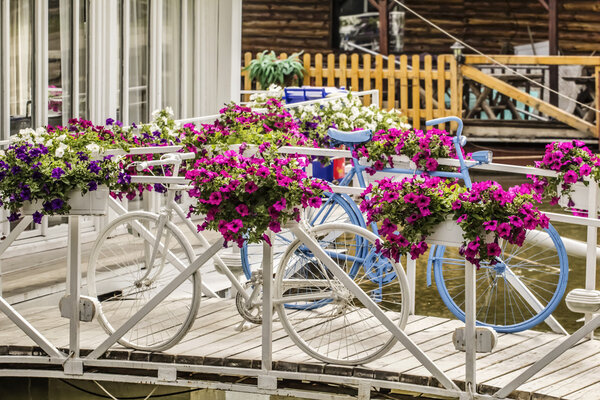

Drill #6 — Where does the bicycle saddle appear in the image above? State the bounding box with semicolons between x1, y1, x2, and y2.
327;128;372;146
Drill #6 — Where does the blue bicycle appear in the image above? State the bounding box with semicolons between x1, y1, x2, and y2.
289;116;568;333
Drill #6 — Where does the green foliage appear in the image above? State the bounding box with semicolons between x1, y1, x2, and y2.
245;51;305;88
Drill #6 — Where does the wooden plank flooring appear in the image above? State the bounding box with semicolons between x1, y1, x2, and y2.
0;297;599;399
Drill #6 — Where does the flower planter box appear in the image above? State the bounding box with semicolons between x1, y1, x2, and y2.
360;155;414;184
558;181;600;212
426;218;466;247
22;186;109;216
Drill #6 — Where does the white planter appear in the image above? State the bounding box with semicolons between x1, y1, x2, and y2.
426;218;466;247
22;186;109;216
359;155;414;184
558;181;600;212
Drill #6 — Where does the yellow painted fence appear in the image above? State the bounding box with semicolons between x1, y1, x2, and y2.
241;52;600;137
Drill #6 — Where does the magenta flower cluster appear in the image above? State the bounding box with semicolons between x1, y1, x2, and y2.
352;128;462;175
359;176;454;261
453;181;549;267
360;177;550;267
529;140;600;216
185;149;330;247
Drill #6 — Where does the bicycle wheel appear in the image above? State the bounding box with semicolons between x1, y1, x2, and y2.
87;211;200;351
432;224;568;333
241;192;362;279
274;223;410;365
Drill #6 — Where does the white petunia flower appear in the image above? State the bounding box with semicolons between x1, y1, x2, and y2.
86;143;100;155
57;134;67;142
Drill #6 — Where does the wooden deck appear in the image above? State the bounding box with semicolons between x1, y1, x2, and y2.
0;297;599;399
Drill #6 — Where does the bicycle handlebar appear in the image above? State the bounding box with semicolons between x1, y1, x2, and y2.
136;152;196;171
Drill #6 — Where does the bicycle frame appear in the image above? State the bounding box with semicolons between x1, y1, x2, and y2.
125;154;255;304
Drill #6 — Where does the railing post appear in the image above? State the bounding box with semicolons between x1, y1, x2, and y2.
586;181;598;339
259;230;276;390
465;260;476;394
67;215;81;359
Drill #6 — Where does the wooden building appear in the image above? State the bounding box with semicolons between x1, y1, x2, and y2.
242;0;600;56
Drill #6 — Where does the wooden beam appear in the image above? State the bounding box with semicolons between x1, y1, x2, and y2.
461;64;596;136
548;0;558;106
367;0;389;55
464;55;600;66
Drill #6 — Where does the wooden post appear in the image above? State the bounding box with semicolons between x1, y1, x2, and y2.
548;0;559;106
596;66;600;149
388;55;396;110
368;0;389;55
303;53;311;86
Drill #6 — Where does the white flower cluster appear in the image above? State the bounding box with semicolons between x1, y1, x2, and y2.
248;84;284;107
291;93;411;132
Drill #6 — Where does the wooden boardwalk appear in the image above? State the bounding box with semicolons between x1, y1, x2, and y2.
0;297;599;399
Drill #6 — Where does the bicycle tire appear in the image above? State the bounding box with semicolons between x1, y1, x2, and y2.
241;192;363;279
274;223;410;365
432;223;568;333
87;211;200;351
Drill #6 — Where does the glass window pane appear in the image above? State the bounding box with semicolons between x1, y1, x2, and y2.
162;0;180;118
129;0;148;124
9;0;32;135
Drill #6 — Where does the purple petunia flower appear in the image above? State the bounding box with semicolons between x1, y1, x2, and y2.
497;222;512;239
273;198;287;212
207;192;222;205
106;118;114;125
32;211;43;224
487;242;501;257
235;204;250;216
563;170;578;184
268;220;281;233
244;181;258;193
7;212;20;222
227;219;243;233
88;181;98;191
307;197;322;208
88;161;101;174
483;220;498;231
580;164;592;177
404;192;418;204
51;167;65;179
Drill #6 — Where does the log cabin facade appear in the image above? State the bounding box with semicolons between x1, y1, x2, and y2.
242;0;600;56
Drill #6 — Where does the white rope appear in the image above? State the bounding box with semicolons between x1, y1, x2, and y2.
93;380;120;400
393;0;600;114
143;386;159;400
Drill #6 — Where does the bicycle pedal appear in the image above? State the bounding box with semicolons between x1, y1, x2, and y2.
234;320;254;332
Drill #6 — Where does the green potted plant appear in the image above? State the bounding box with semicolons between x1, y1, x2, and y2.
245;50;305;89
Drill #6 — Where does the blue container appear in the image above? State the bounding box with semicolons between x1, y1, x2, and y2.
312;160;334;182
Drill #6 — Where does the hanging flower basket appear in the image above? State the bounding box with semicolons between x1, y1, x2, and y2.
360;177;549;267
426;217;467;247
185;150;330;247
529;140;600;215
22;186;109;216
557;181;600;213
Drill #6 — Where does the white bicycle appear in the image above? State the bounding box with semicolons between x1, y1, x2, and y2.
86;151;411;365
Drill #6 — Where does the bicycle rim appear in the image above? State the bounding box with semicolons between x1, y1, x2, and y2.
433;224;568;332
275;223;409;365
88;212;200;351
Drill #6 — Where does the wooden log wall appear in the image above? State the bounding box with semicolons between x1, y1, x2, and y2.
400;0;600;55
242;0;332;54
241;0;600;56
